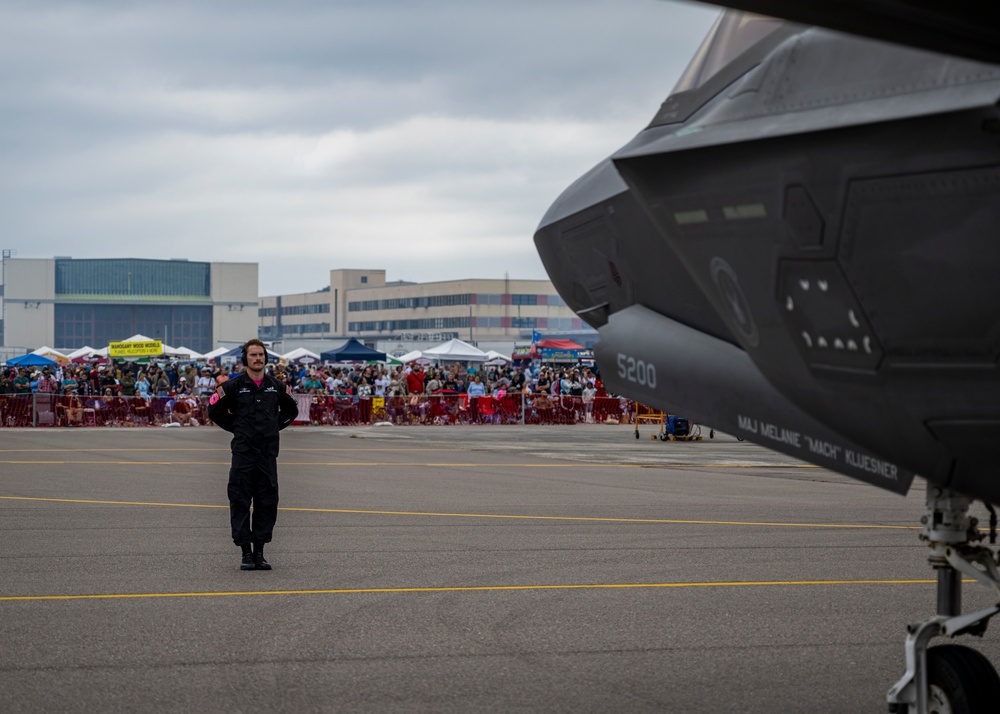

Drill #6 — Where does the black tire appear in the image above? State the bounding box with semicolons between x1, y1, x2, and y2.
925;644;1000;714
634;431;639;440
709;429;715;439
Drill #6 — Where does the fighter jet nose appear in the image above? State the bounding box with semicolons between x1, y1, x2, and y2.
533;159;631;329
535;153;733;340
536;160;628;232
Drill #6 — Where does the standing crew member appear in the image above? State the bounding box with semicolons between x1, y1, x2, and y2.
209;339;298;570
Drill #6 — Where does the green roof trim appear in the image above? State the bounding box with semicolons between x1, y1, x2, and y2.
55;294;213;303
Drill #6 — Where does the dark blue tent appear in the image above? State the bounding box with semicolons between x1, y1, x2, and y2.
320;339;386;363
7;353;57;367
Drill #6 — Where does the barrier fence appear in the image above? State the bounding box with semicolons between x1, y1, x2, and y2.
0;393;634;428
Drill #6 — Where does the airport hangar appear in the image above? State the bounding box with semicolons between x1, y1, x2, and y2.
0;257;258;355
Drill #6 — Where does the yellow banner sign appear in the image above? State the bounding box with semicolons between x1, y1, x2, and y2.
109;340;163;357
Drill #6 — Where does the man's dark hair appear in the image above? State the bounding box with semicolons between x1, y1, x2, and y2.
241;339;268;366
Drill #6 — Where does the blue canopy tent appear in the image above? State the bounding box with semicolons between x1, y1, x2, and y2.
7;353;57;367
320;339;387;363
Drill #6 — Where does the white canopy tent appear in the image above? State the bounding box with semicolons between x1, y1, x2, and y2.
483;350;510;365
201;346;230;361
163;345;204;360
66;346;98;361
421;338;487;362
281;347;322;364
31;346;69;362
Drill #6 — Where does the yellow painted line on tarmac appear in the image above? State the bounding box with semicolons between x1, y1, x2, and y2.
0;460;619;467
0;448;463;453
0;461;232;466
0;459;817;470
0;461;582;468
284;507;918;529
0;448;230;453
0;495;225;509
661;463;819;469
0;578;956;603
0;460;189;465
0;495;917;529
0;449;812;468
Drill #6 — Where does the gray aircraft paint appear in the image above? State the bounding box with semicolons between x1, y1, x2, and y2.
596;304;914;493
535;11;1000;505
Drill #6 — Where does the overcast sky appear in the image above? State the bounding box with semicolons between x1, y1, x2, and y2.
0;0;718;296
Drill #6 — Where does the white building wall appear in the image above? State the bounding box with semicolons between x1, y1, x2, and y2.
259;274;588;345
210;262;258;303
212;304;258;346
210;262;258;347
5;302;55;348
330;269;385;337
4;259;55;349
345;278;579;342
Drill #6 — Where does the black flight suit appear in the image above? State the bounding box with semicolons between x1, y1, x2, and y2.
209;372;298;547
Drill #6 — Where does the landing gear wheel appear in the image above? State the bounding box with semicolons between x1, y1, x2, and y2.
924;645;1000;714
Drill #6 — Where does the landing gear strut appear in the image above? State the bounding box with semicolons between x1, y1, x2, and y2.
887;488;1000;713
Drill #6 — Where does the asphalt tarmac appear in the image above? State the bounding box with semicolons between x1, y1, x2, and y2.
2;423;999;713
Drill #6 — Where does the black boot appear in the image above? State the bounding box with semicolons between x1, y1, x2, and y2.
252;543;271;570
240;544;255;571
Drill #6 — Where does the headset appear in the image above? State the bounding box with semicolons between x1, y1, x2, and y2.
241;340;269;366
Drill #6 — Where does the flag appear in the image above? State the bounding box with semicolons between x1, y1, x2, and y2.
531;330;542;344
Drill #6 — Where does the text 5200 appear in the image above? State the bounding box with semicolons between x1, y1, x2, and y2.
616;354;656;388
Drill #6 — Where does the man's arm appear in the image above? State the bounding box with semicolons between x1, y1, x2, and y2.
277;381;298;430
208;382;237;432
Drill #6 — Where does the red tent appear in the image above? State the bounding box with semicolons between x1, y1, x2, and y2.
536;339;584;350
531;339;586;360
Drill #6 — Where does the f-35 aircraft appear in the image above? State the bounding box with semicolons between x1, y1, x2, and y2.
534;3;1000;712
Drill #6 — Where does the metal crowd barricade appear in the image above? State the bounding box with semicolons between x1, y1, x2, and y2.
45;394;167;427
300;393;535;426
1;394;34;427
0;393;205;427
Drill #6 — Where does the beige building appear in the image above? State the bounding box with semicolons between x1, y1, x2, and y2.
1;257;258;353
258;269;591;346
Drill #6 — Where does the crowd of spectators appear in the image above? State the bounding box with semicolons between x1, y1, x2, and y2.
283;361;605;401
1;358;616;427
2;360;604;398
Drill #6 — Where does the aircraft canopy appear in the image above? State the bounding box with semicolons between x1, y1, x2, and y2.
672;11;783;94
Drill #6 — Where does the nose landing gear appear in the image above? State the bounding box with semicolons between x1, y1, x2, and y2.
887;488;1000;713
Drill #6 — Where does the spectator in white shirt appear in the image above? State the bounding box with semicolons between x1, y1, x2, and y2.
196;367;216;396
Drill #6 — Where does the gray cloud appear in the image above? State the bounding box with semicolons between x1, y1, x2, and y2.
0;0;718;294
